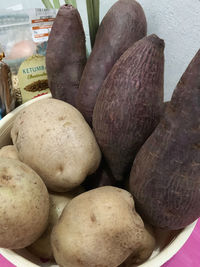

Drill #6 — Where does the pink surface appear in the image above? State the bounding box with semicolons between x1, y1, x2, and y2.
0;220;199;267
162;219;200;267
0;254;16;267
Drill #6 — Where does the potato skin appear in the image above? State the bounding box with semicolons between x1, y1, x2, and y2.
121;224;155;266
51;186;155;267
11;98;101;192
28;188;84;259
0;145;19;160
76;0;147;125
93;35;164;181
46;5;86;106
0;158;49;249
129;49;200;230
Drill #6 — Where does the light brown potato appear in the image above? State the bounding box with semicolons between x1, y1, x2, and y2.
0;145;20;160
11;98;101;192
121;224;156;266
0;158;49;249
28;187;84;260
51;186;155;267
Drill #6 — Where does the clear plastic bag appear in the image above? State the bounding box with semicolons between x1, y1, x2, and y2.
0;8;57;105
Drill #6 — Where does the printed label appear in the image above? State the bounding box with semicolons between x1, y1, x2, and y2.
17;54;50;103
29;9;57;43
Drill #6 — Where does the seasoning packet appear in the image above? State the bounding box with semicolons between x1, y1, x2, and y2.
0;8;57;104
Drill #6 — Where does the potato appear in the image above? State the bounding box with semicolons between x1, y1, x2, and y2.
51;186;155;267
121;224;156;266
0;158;49;249
11;98;101;192
28;187;84;260
0;145;19;160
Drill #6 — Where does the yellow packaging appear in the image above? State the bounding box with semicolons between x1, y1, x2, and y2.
17;54;50;103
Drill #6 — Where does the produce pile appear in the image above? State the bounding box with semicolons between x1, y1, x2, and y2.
0;1;199;266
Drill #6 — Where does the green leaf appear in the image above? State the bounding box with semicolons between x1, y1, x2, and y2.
53;0;61;8
93;0;100;29
65;0;77;8
86;0;100;48
41;0;54;9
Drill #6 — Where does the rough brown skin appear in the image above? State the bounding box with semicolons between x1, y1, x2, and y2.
129;49;200;230
162;101;170;118
46;5;86;106
93;35;164;181
76;0;147;125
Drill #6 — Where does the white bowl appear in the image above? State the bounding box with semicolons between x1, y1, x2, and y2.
0;94;197;267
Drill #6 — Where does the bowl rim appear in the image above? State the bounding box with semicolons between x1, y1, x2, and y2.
138;220;197;267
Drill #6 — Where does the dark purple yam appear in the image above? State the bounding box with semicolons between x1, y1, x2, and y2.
162;101;170;117
129;49;200;230
46;5;86;106
76;0;147;125
82;159;116;191
93;34;164;182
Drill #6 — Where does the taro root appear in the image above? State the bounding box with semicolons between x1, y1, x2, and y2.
76;0;147;125
93;34;164;181
46;5;86;106
129;49;200;230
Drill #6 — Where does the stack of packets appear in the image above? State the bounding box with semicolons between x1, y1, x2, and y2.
0;8;57;118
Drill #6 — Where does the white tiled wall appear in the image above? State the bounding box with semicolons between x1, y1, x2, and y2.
1;0;200;101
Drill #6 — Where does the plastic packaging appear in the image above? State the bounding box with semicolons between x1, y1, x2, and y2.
0;49;16;118
0;8;57;104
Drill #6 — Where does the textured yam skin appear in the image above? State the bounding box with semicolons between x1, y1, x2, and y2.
93;35;164;181
162;101;170;117
77;0;147;125
129;49;200;230
82;159;116;191
46;5;86;106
